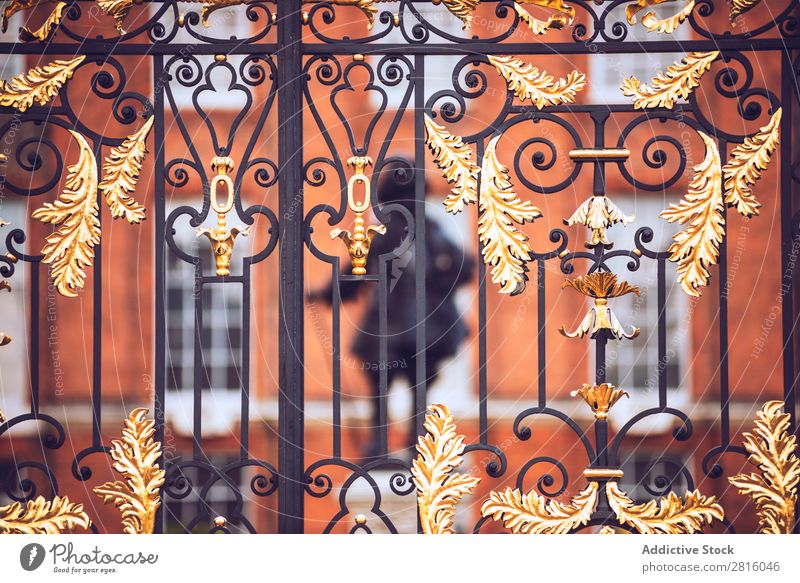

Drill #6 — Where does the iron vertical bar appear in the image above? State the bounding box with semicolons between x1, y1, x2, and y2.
153;53;166;534
277;0;305;534
414;54;426;439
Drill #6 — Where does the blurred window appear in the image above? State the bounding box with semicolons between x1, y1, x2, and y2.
600;195;689;396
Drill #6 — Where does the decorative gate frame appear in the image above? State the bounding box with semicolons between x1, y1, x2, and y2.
0;0;798;534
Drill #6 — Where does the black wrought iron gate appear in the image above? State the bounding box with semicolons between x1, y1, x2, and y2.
0;0;798;534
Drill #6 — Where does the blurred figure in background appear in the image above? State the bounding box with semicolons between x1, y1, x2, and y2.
311;159;474;460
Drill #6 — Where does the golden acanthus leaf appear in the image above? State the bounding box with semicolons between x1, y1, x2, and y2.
0;55;86;112
659;131;724;297
626;0;674;23
31;130;100;298
606;481;724;534
565;195;634;247
481;481;599;534
620;51;719;110
478;135;542;295
517;0;576;28
411;404;480;534
18;1;67;42
93;408;165;534
722;108;781;218
641;0;695;34
424;114;479;214
440;0;479;29
97;0;133;33
729;401;799;534
100;116;153;224
0;495;91;534
488;55;586;109
730;0;761;19
512;3;566;35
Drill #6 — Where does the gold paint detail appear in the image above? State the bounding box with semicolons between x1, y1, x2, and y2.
572;383;629;420
411;404;480;534
659;132;723;297
213;516;227;527
481;481;599;534
32;130;100;298
92;408;165;534
479;135;542;295
0;495;91;534
599;525;616;534
0;278;10;347
512;3;567;35
516;0;576;29
559;273;641;340
200;0;241;26
440;0;479;29
488;55;586;109
626;0;677;24
620;51;719;110
729;401;799;534
353;53;365;62
641;0;695;34
569;148;630;161
97;0;133;33
330;156;386;276
197;157;250;277
606;481;724;534
19;1;67;42
100;116;153;224
354;513;367;525
0;55;86;112
730;0;761;19
0;407;5;423
722;108;781;218
424;114;479;214
583;468;625;480
565;195;634;247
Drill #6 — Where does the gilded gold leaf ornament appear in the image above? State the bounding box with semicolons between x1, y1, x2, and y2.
730;0;762;20
478;135;542;295
0;55;86;112
330;156;386;276
565;195;634;247
660;132;724;297
640;0;695;34
729;401;799;534
606;481;724;534
411;404;480;534
92;408;165;534
424;114;479;214
559;273;641;340
197;157;251;277
571;383;629;420
481;481;599;534
97;0;133;33
31;130;100;298
516;0;575;28
0;495;91;534
488;55;587;109
620;51;719;110
18;1;67;42
0;278;11;347
100;115;153;224
722;108;781;218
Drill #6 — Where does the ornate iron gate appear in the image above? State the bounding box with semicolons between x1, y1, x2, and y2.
0;0;798;534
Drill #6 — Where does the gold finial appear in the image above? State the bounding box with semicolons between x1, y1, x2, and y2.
331;155;386;276
571;383;629;420
0;280;11;347
197;157;250;277
353;53;365;62
354;514;367;526
214;54;227;62
214;516;227;528
559;273;641;340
